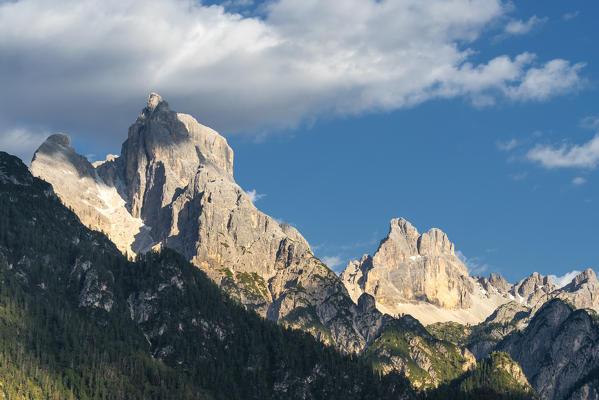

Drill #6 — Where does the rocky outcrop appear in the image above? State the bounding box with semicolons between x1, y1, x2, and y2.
341;218;597;327
466;301;531;360
552;269;599;311
488;273;512;293
511;272;557;307
498;299;599;400
31;134;154;255
570;383;599;400
484;301;531;326
29;93;387;354
342;218;473;312
341;218;518;325
340;255;372;303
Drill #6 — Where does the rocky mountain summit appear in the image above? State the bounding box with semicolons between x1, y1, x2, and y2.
341;218;510;325
341;218;472;311
342;219;599;326
31;92;597;335
31;134;154;255
30;93;391;353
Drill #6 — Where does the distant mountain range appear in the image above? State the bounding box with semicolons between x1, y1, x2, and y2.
0;92;595;398
341;217;599;325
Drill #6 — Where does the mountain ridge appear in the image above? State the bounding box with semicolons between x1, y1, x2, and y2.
341;218;599;326
30;93;389;354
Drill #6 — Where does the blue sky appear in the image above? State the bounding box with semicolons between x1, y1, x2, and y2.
0;0;597;282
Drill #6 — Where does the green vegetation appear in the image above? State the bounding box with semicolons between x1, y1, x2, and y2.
364;317;470;389
427;319;516;354
426;352;538;400
279;306;333;344
426;321;472;347
234;271;269;298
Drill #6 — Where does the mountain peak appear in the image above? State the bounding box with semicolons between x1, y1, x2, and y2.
342;218;472;317
418;227;454;256
44;133;72;148
144;92;169;114
382;217;420;258
389;217;419;235
573;268;597;286
32;133;96;179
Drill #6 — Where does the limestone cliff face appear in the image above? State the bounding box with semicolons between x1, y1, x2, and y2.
30;134;154;255
341;218;480;325
553;268;599;311
30;93;384;353
118;93;233;223
342;218;472;312
342;218;598;326
511;272;557;307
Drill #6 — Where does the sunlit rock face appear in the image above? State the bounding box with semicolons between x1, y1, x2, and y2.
30;93;387;353
341;218;478;323
31;133;154;256
341;217;599;326
341;219;556;325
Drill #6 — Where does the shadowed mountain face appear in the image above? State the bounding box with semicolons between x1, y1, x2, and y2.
497;299;599;400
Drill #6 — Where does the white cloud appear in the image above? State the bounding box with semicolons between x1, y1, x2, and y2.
505;15;547;35
527;135;599;169
322;255;344;270
0;0;586;156
580;115;599;131
572;177;586;185
506;59;586;101
549;270;581;288
0;128;48;165
246;189;266;203
456;250;489;276
497;138;518;151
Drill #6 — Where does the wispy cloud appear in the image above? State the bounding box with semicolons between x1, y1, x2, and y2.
506;59;586;102
580;115;599;131
572;177;586;185
527;135;599;169
549;270;581;288
563;11;580;21
456;250;489;276
246;189;266;203
338;236;380;251
496;138;518;151
504;15;548;35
